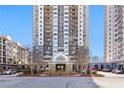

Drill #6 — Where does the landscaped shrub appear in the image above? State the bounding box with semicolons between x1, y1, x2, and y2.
23;70;31;74
86;70;91;74
91;69;97;75
91;71;97;75
33;70;38;74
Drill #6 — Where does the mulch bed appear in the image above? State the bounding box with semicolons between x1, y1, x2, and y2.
80;74;104;77
16;73;104;77
16;74;41;77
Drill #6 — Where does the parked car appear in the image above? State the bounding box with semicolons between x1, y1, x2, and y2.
106;68;112;72
116;70;124;74
3;69;16;75
101;68;106;71
113;69;124;74
102;68;112;72
112;69;121;73
90;67;97;70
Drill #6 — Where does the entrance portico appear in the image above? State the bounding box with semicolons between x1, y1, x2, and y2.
49;52;73;73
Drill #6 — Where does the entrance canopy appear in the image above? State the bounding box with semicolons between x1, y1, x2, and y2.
53;52;69;63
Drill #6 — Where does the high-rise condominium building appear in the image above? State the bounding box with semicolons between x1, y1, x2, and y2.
32;5;89;72
104;5;124;63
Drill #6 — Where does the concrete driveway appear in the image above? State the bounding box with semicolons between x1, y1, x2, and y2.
92;71;124;88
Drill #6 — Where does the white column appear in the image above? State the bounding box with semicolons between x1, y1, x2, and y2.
53;5;58;56
64;5;69;56
78;5;83;46
38;5;44;46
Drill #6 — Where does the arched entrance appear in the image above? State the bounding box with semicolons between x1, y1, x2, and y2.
53;52;69;72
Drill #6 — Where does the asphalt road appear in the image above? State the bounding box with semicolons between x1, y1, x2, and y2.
1;72;124;88
0;75;97;88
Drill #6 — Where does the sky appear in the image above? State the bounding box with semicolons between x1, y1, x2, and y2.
89;5;104;58
0;5;104;58
0;5;32;48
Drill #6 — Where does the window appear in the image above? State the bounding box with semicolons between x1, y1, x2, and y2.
65;29;68;31
65;46;68;49
64;25;68;27
54;50;57;52
53;12;57;14
53;25;57;27
72;9;75;11
54;37;57;40
64;12;68;14
54;33;57;35
65;33;68;36
64;37;68;40
53;8;57;10
65;16;68;19
64;21;68;23
65;42;68;44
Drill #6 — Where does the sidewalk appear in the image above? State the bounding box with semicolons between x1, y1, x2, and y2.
97;71;124;77
92;71;124;88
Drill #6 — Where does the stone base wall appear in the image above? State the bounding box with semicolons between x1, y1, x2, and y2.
66;64;72;73
49;63;56;72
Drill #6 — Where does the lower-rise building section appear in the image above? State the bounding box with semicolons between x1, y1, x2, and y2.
0;35;30;72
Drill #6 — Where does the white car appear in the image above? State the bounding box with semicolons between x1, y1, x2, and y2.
112;69;121;73
3;69;16;75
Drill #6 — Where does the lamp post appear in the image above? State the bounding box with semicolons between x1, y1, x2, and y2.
18;61;22;71
57;66;61;76
30;57;33;75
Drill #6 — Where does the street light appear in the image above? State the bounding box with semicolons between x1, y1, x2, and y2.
18;61;22;72
19;61;21;64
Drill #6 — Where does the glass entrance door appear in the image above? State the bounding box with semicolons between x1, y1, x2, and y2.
56;64;65;71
